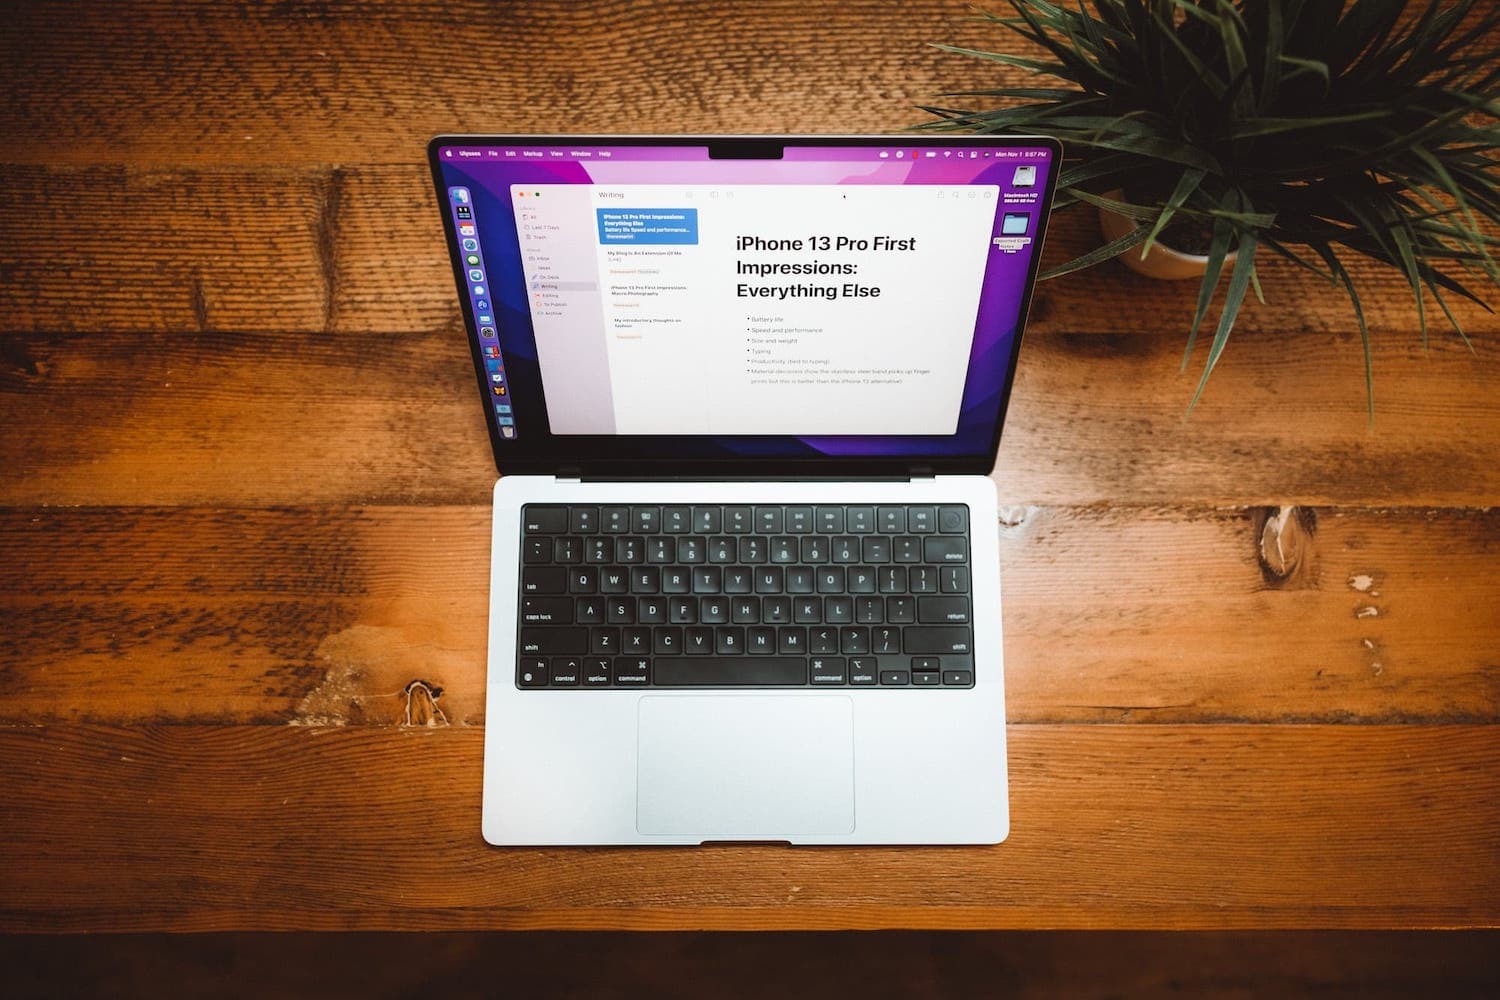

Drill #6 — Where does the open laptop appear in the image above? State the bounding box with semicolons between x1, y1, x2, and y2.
428;135;1059;845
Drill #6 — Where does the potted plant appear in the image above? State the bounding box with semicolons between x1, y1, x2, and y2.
919;0;1500;414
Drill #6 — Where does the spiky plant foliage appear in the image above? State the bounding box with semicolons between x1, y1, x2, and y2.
920;0;1500;414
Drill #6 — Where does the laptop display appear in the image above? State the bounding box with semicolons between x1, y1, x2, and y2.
430;136;1058;474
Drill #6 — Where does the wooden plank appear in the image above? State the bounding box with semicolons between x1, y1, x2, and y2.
3;165;1495;341
0;1;1040;168
1;724;1495;931
5;930;1499;998
3;506;1495;727
3;323;1495;508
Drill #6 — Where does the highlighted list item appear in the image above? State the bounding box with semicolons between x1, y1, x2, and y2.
596;208;699;245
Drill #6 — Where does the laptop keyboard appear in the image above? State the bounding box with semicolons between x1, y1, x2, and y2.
515;504;975;689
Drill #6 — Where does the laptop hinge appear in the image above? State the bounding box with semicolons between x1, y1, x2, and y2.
556;467;583;483
909;466;936;480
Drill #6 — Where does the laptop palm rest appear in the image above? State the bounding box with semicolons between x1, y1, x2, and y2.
637;695;855;838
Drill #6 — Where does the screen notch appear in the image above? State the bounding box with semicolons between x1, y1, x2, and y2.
708;139;783;159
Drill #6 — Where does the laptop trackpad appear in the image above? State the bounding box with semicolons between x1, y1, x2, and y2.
637;695;855;838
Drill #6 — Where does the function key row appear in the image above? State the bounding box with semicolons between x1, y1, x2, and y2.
524;504;968;536
523;535;968;566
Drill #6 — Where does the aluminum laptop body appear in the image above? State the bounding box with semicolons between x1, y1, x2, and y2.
428;135;1060;845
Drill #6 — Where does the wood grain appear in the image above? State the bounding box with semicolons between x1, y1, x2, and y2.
0;1;1034;168
9;930;1500;1000
3;505;1495;727
1;724;1495;931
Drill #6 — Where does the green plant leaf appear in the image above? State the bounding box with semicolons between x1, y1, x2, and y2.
1038;223;1149;280
1184;191;1242;369
1188;230;1260;414
1141;166;1206;257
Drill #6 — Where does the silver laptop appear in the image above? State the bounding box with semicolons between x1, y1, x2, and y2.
428;135;1058;845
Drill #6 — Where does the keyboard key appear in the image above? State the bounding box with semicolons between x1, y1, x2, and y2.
637;598;667;624
893;537;921;563
599;569;628;594
770;537;798;563
754;506;784;533
520;627;586;655
810;656;847;685
663;506;692;534
861;537;891;563
633;506;660;533
912;669;942;686
569;507;599;534
715;626;745;653
786;507;813;533
685;627;715;655
908;507;937;534
855;597;882;624
848;657;878;685
942;670;974;686
786;567;815;594
912;657;942;672
794;598;821;623
816;507;845;533
603;506;630;533
654;658;807;686
923;537;969;563
878;507;905;533
725;506;753;533
879;669;910;686
549;657;582;686
840;626;869;654
905;627;973;655
521;597;572;624
939;506;969;534
524;537;552;564
699;597;730;624
810;627;839;654
871;627;900;654
918;596;971;624
576;597;606;624
590;627;620;654
825;597;854;623
846;507;874;533
522;567;566;594
763;597;791;624
523;506;568;533
941;566;970;594
799;536;829;564
778;626;806;654
724;569;753;594
885;596;914;623
691;506;720;533
614;657;650;685
583;658;612;686
654;627;683;654
553;537;582;564
518;658;549;687
747;626;777;654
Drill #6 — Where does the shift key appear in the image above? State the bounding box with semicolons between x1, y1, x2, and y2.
520;627;587;655
904;626;972;655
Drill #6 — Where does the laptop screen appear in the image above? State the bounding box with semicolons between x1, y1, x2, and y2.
429;136;1058;475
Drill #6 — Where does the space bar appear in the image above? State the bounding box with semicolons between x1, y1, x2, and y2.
653;658;808;686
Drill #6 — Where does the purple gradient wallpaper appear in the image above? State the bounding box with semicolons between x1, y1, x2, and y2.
432;139;1055;470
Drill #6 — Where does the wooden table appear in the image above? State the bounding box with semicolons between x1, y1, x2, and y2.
2;1;1497;934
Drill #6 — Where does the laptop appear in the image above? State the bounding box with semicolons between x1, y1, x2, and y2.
427;134;1059;845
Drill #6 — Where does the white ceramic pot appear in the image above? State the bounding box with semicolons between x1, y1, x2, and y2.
1097;192;1232;280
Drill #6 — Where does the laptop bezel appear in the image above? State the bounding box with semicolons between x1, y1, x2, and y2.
427;134;1061;479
